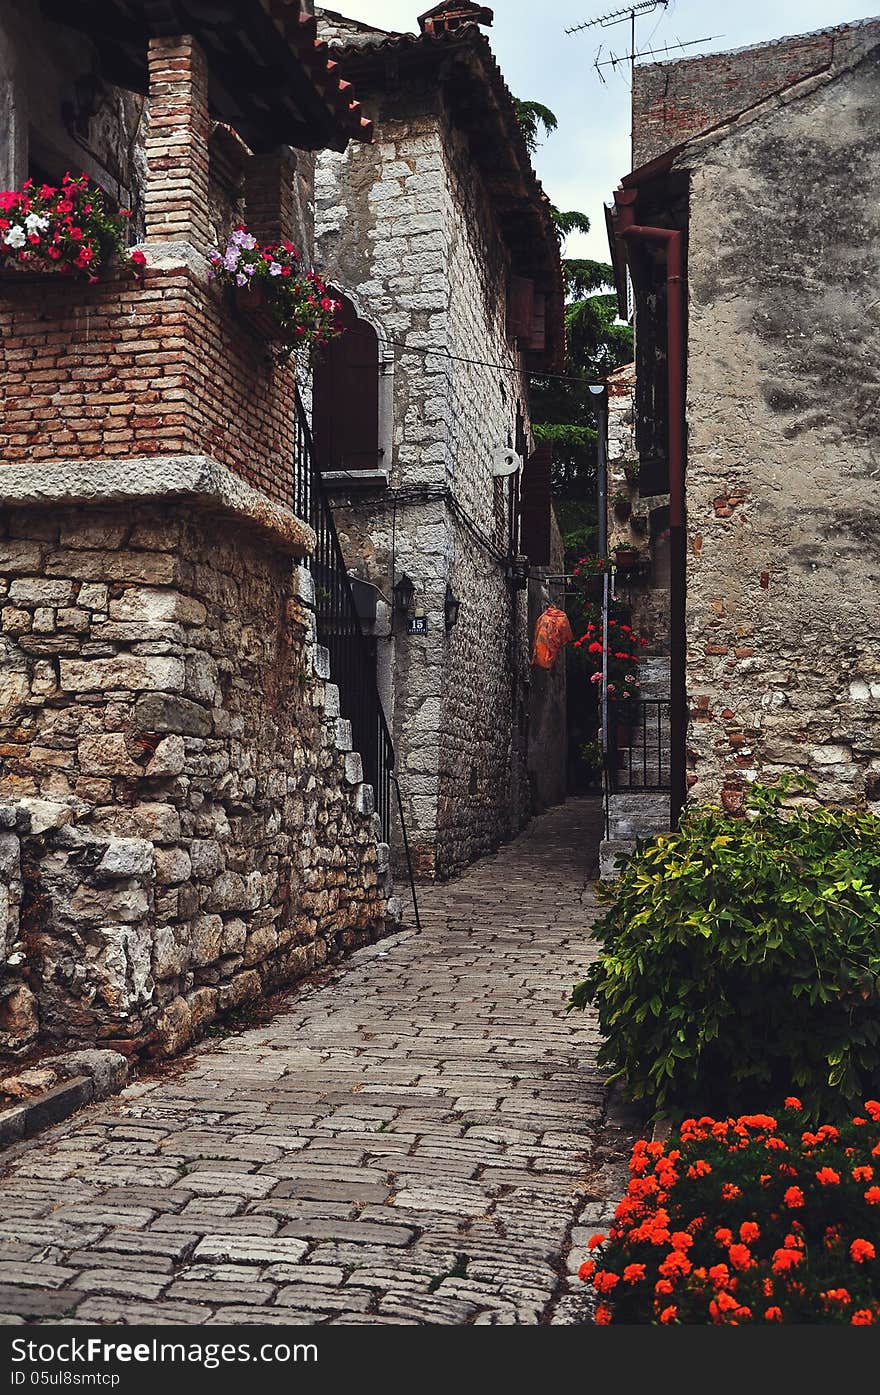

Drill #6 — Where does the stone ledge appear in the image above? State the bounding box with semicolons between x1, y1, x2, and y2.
0;1076;93;1150
0;456;316;558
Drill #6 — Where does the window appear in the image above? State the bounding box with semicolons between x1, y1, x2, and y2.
312;294;383;474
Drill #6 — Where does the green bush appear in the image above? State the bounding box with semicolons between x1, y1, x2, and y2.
571;778;880;1118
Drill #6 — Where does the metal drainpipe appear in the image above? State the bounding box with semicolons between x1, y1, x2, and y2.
614;194;688;827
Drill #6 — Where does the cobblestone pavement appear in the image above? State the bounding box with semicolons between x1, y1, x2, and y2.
0;798;639;1326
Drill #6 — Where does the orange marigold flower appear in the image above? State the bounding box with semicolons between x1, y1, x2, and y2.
659;1305;678;1324
740;1221;760;1243
872;1143;880;1158
864;1101;880;1122
687;1159;712;1179
784;1097;803;1111
760;1174;771;1186
578;1261;596;1282
592;1270;620;1293
765;1136;788;1151
654;1279;674;1295
721;1183;741;1200
623;1264;646;1284
850;1239;876;1264
762;1278;774;1298
822;1289;851;1305
772;1248;803;1273
708;1263;731;1289
853;1166;874;1183
865;1187;880;1206
714;1291;739;1313
594;1304;612;1325
851;1310;875;1325
764;1306;783;1322
739;1114;777;1132
853;1116;867;1127
784;1186;805;1208
587;1233;606;1250
728;1244;754;1271
658;1251;692;1279
816;1167;841;1186
670;1231;694;1252
715;1228;734;1247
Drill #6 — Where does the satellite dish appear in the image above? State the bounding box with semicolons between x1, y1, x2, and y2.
492;447;522;478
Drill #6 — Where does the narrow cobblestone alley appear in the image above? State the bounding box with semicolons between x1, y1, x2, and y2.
0;799;638;1327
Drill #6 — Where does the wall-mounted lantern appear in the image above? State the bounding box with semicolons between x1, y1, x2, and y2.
505;554;530;591
444;584;462;631
392;573;416;617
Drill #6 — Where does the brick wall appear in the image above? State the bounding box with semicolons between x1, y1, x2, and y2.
632;19;880;166
0;33;316;511
0;267;299;507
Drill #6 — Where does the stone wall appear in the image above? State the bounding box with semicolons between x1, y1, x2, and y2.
632;18;880;167
0;500;389;1060
315;72;534;879
680;46;880;811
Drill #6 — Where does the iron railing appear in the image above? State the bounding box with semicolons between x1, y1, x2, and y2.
293;390;420;928
607;698;671;793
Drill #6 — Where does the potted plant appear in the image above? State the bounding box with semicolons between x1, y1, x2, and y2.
622;458;640;486
572;552;611;601
0;173;145;282
209;225;342;359
614;544;640;569
612;491;632;520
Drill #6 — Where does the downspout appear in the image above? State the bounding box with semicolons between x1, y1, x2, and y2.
613;189;688;827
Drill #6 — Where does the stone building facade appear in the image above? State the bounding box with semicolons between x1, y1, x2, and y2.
313;4;566;879
0;2;390;1062
609;19;880;819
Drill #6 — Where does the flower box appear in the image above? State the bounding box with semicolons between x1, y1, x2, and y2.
210;225;342;357
0;174;143;283
614;547;640;569
232;282;287;342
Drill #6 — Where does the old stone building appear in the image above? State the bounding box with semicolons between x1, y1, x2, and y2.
0;1;394;1063
313;2;566;880
606;18;880;828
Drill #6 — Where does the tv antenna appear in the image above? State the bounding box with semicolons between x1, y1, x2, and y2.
594;33;722;83
566;2;670;89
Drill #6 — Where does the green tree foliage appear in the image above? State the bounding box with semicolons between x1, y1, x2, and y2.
515;99;634;562
512;99;558;153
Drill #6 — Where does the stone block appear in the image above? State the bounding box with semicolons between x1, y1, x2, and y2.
9;579;75;607
61;656;186;694
135;692;212;737
95;839;154;881
110;588;207;626
191;914;223;966
77;734;144;778
344;752;363;786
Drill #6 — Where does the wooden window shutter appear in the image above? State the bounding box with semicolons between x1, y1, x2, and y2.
507;275;534;343
527;291;546;354
312;297;380;472
520;442;553;565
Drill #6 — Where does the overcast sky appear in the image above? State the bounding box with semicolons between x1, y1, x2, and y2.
332;0;879;264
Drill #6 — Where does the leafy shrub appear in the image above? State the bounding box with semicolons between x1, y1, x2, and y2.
570;779;880;1117
579;1100;880;1324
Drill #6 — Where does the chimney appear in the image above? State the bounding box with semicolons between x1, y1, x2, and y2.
418;2;494;37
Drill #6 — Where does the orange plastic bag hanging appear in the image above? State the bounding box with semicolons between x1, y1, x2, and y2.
531;606;574;670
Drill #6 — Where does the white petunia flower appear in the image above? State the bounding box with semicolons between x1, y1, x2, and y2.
3;225;26;248
24;213;49;234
